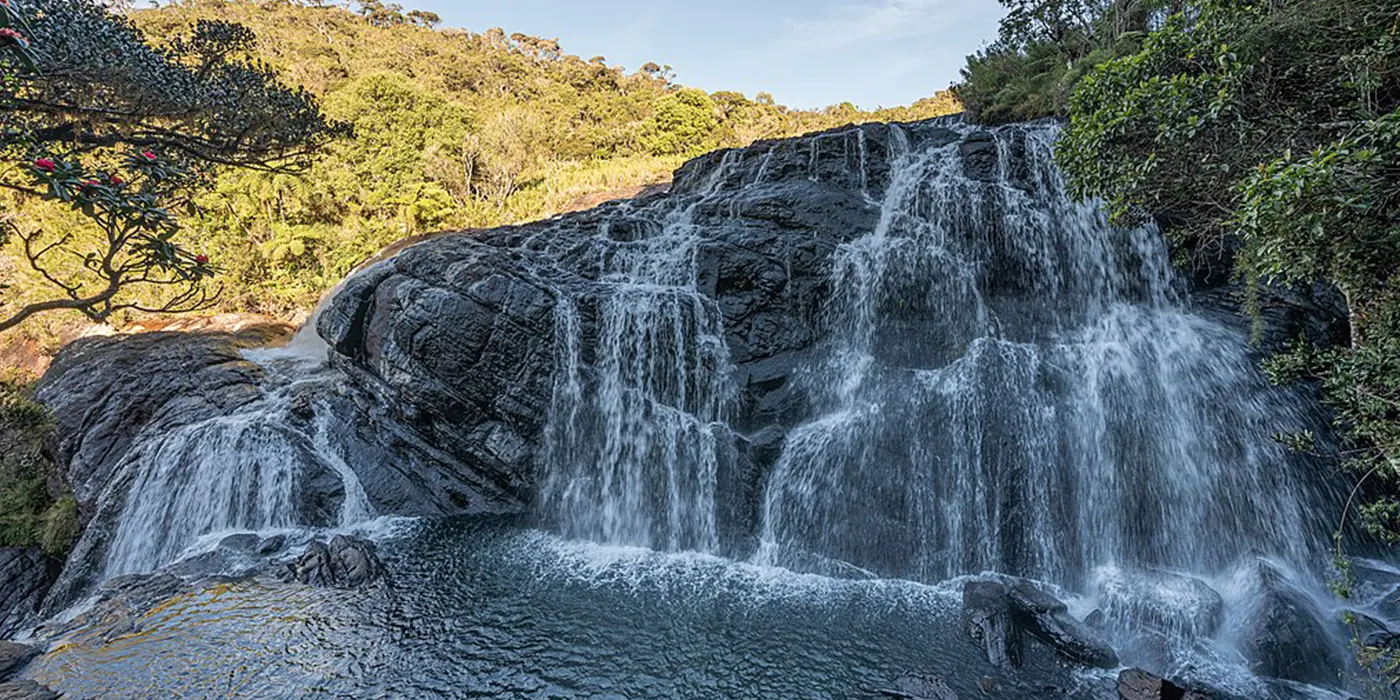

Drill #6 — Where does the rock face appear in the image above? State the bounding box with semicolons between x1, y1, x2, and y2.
315;121;962;534
34;329;342;609
0;549;59;639
1093;567;1225;638
286;536;387;589
1237;561;1345;686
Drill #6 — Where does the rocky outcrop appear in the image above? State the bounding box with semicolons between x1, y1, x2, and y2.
37;330;285;522
961;578;1118;670
1092;568;1225;638
963;580;1019;668
0;549;59;639
285;535;387;589
1006;580;1119;669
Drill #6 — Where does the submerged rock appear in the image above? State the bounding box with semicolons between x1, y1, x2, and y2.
1007;580;1119;669
0;681;59;700
286;535;387;589
879;672;960;700
963;580;1019;668
0;549;59;639
1117;668;1207;700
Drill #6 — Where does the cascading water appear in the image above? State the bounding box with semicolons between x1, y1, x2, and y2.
538;169;737;552
752;123;1337;585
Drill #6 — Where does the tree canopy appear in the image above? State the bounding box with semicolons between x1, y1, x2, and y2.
0;0;341;332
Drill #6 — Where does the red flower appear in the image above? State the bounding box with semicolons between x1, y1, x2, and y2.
32;158;55;173
108;175;124;186
194;254;209;265
140;151;157;161
83;179;101;187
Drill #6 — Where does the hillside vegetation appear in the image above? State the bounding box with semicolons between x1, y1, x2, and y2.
0;0;958;342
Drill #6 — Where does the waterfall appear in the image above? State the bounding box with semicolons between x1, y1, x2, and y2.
533;120;1337;592
537;170;737;552
752;123;1335;584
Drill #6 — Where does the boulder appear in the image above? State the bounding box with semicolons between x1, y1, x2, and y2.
0;549;59;639
1237;561;1344;686
1093;567;1225;638
217;533;262;553
286;535;387;589
1008;580;1119;669
962;580;1019;668
1117;668;1207;700
879;672;960;700
0;642;40;682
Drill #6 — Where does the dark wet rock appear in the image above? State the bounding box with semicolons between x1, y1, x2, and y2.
0;642;40;682
1238;561;1345;687
1008;580;1119;669
1189;279;1349;358
34;329;345;609
257;535;287;555
218;533;261;552
959;130;1000;182
286;535;386;589
1094;568;1224;637
37;330;282;520
963;580;1019;668
0;680;59;700
1117;668;1207;700
879;672;960;700
0;549;60;639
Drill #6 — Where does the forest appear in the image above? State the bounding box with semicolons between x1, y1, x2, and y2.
0;0;959;347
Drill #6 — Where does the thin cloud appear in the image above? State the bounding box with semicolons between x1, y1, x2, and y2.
780;0;965;51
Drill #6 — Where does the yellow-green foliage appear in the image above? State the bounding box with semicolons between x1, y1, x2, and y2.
55;0;956;317
0;370;76;557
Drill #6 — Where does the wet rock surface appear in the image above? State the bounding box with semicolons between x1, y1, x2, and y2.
1006;580;1119;669
0;680;59;700
1093;567;1225;638
1117;668;1206;700
285;535;387;589
963;580;1019;668
0;549;59;639
0;642;40;682
960;578;1119;671
1238;561;1345;687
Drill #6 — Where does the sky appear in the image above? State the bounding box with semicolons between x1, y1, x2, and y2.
409;0;1008;110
